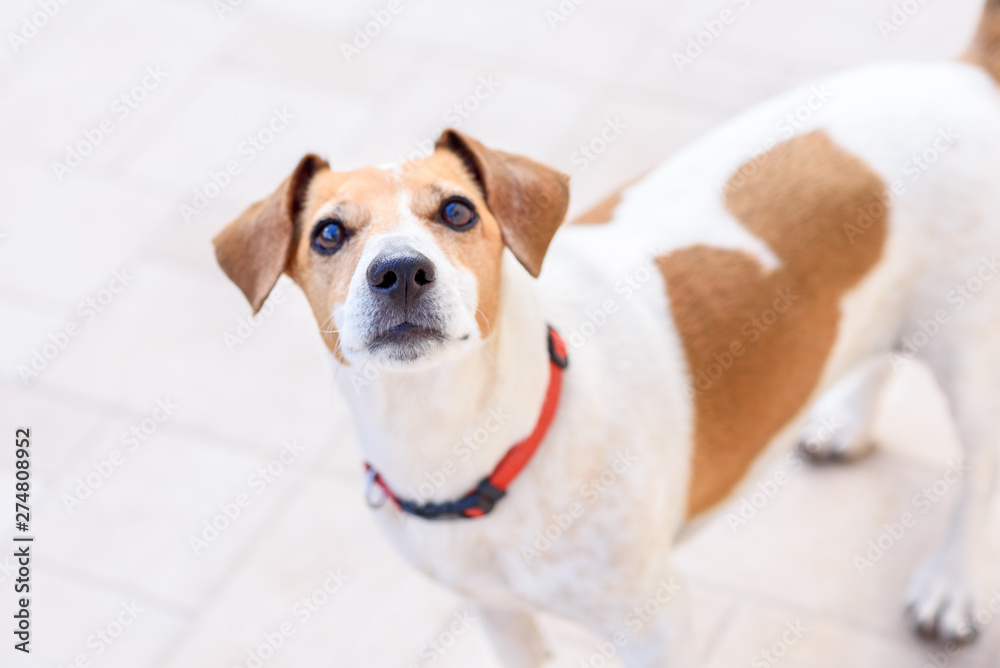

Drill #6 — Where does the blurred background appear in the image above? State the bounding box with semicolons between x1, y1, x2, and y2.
1;0;998;666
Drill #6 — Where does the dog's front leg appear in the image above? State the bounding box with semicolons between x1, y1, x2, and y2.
476;606;548;667
614;575;696;668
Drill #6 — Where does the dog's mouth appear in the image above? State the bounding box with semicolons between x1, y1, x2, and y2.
367;320;448;359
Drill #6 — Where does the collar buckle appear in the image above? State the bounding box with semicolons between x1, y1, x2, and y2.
468;478;507;516
547;326;569;369
364;468;389;509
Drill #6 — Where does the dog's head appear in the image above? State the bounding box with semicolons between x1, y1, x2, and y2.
214;130;569;369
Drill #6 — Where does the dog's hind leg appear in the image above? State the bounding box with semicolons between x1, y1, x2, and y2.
796;355;891;463
476;606;547;668
902;299;1000;645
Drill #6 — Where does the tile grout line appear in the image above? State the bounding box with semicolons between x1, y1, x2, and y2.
685;574;925;653
37;556;196;621
148;450;331;668
696;596;744;665
0;376;333;462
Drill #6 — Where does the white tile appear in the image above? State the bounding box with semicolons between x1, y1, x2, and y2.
383;0;660;85
689;584;739;661
451;71;593;162
244;0;394;35
555;95;721;219
7;567;188;668
332;56;511;169
217;17;415;99
36;257;357;473
0;0;231;159
0;294;67;386
729;0;984;66
32;428;313;608
118;66;373;198
0;384;104;470
160;472;471;668
702;601;923;668
623;33;831;119
0;0;97;73
675;448;979;646
0;157;174;308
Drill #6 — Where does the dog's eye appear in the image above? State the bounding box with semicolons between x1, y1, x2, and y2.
311;218;347;254
438;197;478;230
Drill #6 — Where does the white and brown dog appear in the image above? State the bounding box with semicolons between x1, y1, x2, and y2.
215;4;1000;665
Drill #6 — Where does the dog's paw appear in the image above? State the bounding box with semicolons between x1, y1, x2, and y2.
905;559;978;646
796;413;875;464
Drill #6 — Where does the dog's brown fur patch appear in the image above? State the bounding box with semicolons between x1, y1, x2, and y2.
655;130;889;517
963;0;1000;83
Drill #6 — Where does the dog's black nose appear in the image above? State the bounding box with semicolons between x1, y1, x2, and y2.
367;252;436;309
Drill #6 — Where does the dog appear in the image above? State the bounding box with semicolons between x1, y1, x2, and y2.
214;3;1000;665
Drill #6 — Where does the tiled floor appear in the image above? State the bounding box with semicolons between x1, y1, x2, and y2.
1;0;998;666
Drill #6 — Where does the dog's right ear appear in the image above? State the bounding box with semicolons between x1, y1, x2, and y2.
435;130;570;278
213;154;328;313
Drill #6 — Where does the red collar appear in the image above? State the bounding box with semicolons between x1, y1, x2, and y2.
364;326;568;520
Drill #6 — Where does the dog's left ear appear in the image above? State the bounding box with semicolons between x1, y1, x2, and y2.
436;130;570;277
213;154;328;313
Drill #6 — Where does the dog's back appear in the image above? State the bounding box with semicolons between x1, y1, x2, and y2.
548;6;1000;517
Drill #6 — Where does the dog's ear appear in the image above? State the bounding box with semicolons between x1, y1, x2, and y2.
436;130;570;277
213;154;328;313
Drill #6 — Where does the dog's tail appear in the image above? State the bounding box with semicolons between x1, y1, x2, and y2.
965;0;1000;82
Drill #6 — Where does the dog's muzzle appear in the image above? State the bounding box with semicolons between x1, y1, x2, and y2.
364;251;445;355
